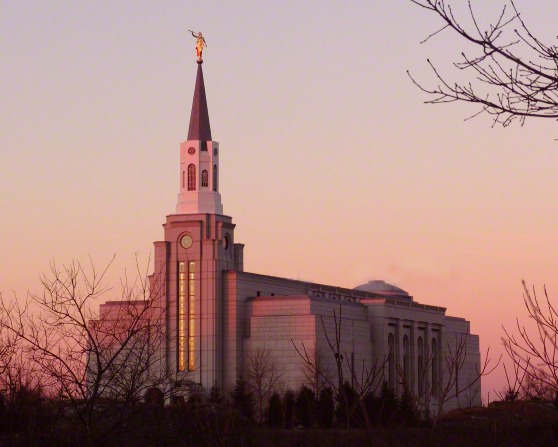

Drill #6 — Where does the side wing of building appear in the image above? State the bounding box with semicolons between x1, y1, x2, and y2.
223;271;481;414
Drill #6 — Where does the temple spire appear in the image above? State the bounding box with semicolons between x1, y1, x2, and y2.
187;62;212;141
176;60;222;215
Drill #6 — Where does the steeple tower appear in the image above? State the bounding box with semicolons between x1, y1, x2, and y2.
152;57;238;392
187;63;212;141
176;61;223;215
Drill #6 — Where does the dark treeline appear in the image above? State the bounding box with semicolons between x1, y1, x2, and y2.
0;380;418;446
2;379;558;447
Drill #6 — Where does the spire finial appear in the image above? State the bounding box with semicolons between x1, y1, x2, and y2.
189;30;207;63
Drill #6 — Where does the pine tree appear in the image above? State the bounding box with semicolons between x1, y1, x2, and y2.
379;381;399;427
398;387;417;426
267;392;283;427
363;391;381;426
209;384;223;404
283;390;295;429
335;381;360;428
295;385;315;428
231;377;254;421
316;387;334;428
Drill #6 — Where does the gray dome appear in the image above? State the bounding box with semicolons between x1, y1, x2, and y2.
353;280;409;297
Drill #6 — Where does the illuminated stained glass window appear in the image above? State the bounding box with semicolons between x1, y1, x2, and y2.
188;261;195;371
178;261;196;372
177;262;186;371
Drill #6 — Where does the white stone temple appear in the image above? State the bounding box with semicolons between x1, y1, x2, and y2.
103;59;481;414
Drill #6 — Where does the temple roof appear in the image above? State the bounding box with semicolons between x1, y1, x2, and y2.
187;62;212;141
353;280;410;297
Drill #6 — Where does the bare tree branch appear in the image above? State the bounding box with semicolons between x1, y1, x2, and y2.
0;256;174;443
409;0;558;126
503;281;558;399
245;344;284;424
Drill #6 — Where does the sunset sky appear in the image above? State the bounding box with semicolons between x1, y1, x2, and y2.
3;0;558;400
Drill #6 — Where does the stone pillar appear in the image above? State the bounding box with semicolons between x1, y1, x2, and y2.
234;243;244;272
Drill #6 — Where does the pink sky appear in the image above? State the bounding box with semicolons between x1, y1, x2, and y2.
2;0;558;401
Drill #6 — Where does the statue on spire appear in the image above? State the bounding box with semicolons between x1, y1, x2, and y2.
189;30;207;62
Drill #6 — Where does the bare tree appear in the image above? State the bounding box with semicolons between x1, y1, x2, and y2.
299;345;332;397
394;332;497;425
293;306;386;429
0;347;46;403
520;368;555;400
494;361;525;403
431;335;496;425
245;344;284;424
503;282;558;401
0;292;18;378
409;0;558;126
0;256;171;443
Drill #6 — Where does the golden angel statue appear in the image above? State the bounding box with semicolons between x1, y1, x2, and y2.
189;30;207;61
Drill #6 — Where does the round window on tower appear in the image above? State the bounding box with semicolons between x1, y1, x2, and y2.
213;147;218;156
180;234;193;249
188;147;196;155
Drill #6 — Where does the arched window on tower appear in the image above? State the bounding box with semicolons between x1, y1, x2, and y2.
201;170;208;187
188;164;196;191
388;333;395;390
403;335;410;388
213;165;218;192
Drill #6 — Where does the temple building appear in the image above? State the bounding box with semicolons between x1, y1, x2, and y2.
110;59;481;413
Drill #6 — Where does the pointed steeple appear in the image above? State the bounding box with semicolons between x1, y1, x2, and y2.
176;61;222;215
187;62;212;141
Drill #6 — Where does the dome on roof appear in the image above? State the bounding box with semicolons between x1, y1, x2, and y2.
353;280;409;297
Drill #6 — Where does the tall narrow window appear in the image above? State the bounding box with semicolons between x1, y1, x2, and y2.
432;338;438;397
188;164;196;191
403;335;410;388
418;336;424;395
388;333;395;390
178;260;196;372
188;261;195;371
213;165;218;191
201;170;208;187
177;262;186;371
